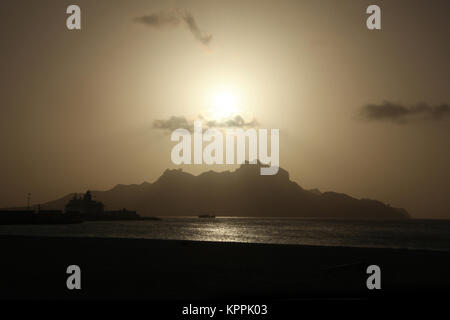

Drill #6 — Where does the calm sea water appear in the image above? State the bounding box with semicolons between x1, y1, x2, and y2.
0;217;449;251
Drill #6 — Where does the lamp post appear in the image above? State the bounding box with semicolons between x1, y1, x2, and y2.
27;193;31;210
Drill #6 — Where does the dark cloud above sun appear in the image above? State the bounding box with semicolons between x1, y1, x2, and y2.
134;9;212;46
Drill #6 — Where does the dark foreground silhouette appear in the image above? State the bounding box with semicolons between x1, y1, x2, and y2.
0;235;448;300
41;162;409;220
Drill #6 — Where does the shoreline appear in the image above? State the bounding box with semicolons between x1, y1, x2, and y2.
1;235;449;300
1;233;449;253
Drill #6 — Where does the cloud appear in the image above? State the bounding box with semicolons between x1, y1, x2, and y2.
359;101;450;123
153;116;194;132
134;11;180;28
152;115;259;133
134;9;212;46
204;115;258;128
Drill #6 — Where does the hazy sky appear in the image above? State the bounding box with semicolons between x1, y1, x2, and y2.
1;0;449;218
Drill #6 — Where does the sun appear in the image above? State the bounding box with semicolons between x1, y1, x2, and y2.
209;90;239;120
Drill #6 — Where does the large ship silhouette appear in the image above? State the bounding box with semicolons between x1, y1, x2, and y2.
0;191;154;225
64;190;140;220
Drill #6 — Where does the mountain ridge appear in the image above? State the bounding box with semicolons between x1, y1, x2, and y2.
39;163;409;220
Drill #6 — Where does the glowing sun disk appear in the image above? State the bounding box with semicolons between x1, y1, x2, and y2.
210;90;239;119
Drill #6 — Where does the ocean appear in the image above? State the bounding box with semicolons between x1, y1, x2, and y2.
0;217;449;251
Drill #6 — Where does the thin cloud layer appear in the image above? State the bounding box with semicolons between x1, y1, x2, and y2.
153;115;258;133
153;116;194;132
204;115;258;128
134;9;212;46
359;101;450;123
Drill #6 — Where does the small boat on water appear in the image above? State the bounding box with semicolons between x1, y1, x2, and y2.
198;214;216;218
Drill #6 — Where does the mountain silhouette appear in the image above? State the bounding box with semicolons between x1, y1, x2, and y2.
41;163;409;219
41;162;409;219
